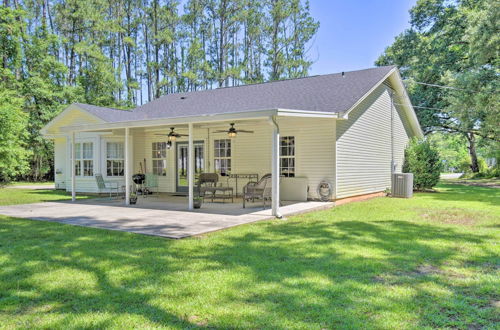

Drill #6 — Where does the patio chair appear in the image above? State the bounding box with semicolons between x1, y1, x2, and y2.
95;174;120;199
144;173;159;197
242;173;273;208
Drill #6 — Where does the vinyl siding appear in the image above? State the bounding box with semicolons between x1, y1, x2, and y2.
54;138;67;189
336;83;412;199
46;108;102;135
132;117;336;199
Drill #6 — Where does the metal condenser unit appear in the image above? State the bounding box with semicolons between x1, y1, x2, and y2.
392;173;413;198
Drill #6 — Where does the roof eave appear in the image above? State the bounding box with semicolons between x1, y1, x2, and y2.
58;108;339;133
41;103;107;136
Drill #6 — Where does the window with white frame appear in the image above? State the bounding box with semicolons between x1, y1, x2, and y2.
106;142;124;176
280;136;295;177
214;139;231;176
73;142;93;177
152;142;167;176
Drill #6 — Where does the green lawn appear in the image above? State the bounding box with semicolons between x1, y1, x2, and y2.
0;183;498;329
6;181;55;186
0;188;91;206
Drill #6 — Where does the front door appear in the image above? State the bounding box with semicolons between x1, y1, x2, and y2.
176;141;204;192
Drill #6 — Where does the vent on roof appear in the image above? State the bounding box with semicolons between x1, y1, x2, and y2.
342;72;345;77
180;96;187;100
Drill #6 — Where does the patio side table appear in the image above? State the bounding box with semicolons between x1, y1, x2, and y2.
228;173;258;197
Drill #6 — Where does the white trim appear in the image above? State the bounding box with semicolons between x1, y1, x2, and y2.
340;68;423;138
188;123;194;210
341;68;397;118
59;109;279;133
41;104;105;135
388;69;424;138
71;132;76;201
125;128;130;205
269;116;282;218
277;108;339;118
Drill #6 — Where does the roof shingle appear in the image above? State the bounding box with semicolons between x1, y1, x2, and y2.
78;66;396;123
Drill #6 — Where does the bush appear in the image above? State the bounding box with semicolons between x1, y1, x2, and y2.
403;138;442;190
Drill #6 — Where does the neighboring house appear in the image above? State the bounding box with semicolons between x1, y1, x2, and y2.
41;66;422;216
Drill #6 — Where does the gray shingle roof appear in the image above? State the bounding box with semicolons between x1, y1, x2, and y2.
78;66;396;123
74;103;134;122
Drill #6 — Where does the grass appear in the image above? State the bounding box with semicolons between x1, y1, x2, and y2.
0;183;498;329
0;188;91;206
6;181;55;186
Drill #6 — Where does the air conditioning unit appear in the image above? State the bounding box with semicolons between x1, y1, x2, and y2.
392;173;413;198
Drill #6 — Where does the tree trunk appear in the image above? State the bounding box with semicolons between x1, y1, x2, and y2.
466;132;480;173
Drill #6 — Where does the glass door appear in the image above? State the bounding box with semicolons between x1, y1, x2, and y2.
176;142;204;192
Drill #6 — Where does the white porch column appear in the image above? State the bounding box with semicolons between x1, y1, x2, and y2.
125;127;130;205
71;131;76;201
270;116;282;218
188;123;194;210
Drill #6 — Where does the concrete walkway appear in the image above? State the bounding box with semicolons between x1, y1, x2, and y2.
0;199;333;238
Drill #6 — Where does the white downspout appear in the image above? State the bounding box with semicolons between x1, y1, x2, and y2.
269;116;282;218
188;123;194;210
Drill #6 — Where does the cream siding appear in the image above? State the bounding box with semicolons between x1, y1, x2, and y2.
45;108;103;135
130;117;335;199
54;138;67;189
336;83;412;199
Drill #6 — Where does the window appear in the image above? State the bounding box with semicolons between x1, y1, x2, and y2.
280;136;295;177
214;139;231;176
72;142;93;176
152;142;167;176
106;142;124;176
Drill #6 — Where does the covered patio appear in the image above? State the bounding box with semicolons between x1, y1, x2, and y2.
0;196;333;238
49;108;337;218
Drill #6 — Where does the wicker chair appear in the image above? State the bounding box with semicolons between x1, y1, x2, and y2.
198;173;219;201
242;173;272;208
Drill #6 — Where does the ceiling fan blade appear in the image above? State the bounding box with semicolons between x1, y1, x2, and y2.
213;130;228;133
237;130;254;133
154;134;168;136
178;133;189;136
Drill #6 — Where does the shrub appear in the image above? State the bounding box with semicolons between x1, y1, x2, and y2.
403;138;442;190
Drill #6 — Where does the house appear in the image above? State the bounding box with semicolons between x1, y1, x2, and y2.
41;66;422;217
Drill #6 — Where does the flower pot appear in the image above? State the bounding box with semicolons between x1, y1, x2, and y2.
193;199;202;209
130;196;137;205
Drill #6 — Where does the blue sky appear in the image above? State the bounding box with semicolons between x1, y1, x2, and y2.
308;0;417;75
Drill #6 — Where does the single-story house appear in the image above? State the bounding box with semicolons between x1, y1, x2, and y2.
41;65;422;217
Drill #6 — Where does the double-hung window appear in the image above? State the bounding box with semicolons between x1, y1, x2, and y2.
73;142;93;177
106;142;124;176
152;142;167;176
280;136;295;177
214;139;231;176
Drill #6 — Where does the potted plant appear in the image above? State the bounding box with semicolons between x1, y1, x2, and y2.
193;196;203;209
129;192;138;205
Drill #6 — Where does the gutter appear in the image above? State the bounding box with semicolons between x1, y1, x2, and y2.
58;108;339;133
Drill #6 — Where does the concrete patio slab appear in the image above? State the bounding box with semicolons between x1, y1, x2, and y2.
0;197;333;238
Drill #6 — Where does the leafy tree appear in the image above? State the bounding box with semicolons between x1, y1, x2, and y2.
1;0;320;181
377;0;499;173
0;90;30;182
403;138;442;191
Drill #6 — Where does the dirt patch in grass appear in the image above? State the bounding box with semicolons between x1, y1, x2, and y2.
373;264;467;284
415;207;486;226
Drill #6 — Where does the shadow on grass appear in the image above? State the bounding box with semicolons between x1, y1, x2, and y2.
0;211;497;328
